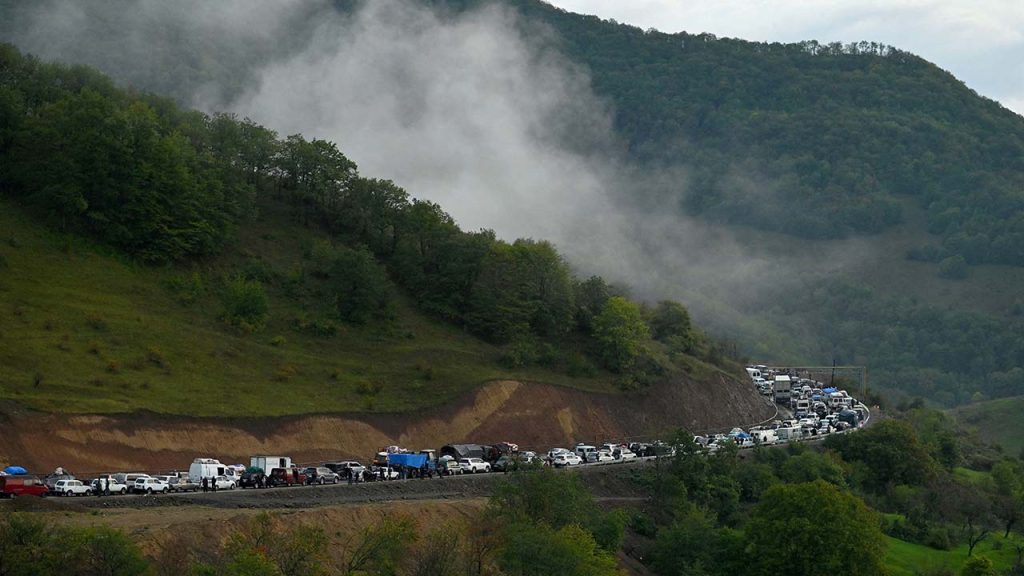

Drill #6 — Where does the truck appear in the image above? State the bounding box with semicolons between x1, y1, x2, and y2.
773;375;793;403
250;456;291;473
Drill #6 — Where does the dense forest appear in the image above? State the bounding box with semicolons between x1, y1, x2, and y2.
0;43;719;389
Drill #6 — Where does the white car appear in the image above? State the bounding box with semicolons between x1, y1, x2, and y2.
90;477;128;495
547;448;570;460
552;453;582;467
212;475;236;490
458;458;491;473
595;450;616;463
613;448;637;460
133;477;170;494
54;479;92;496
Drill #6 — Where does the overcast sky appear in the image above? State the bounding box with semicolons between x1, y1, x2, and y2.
547;0;1024;115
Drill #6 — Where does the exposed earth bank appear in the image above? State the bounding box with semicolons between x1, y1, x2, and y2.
0;373;773;474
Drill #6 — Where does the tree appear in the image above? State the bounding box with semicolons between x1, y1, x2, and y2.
824;419;936;491
649;300;696;353
328;245;392;325
745;481;887;576
961;555;997;576
221;276;269;330
498;523;622;576
593;296;650;373
341;516;416;576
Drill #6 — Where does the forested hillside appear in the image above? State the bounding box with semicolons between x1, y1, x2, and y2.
0;43;729;413
3;0;1024;406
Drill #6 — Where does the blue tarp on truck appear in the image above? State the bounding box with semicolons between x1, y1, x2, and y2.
387;454;428;468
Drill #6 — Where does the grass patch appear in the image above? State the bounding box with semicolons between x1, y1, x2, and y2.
953;396;1024;457
885;534;1023;576
0;199;618;417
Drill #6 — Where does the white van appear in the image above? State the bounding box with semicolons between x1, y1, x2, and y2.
575;444;599;463
189;458;229;483
775;427;803;443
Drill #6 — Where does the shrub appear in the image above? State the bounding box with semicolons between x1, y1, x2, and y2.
163;271;205;305
937;255;968;279
269;335;287;347
924;527;952;551
221;276;268;330
85;313;108;331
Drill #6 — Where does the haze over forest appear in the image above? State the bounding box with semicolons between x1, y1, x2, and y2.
4;0;1024;405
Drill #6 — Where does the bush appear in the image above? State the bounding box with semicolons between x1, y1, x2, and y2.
163;271;205;305
937;255;968;279
221;276;268;330
269;335;287;347
924;527;952;551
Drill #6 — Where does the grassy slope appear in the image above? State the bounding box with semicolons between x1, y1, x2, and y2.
886;535;1022;576
0;199;616;417
952;396;1024;457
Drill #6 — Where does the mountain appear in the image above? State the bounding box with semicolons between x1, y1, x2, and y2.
2;0;1023;407
0;42;759;433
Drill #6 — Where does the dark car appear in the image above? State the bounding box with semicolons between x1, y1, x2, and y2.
268;467;307;487
239;469;267;489
0;475;48;498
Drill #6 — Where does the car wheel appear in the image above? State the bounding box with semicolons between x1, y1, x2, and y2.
230;483;235;490
86;489;92;496
147;488;153;494
163;488;169;494
120;488;127;495
8;493;15;500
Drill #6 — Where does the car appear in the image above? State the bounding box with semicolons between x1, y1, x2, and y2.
325;461;367;479
43;473;75;493
458;458;491;473
89;476;128;495
368;465;401;480
212;475;236;490
1;475;49;498
167;476;199;492
436;458;462;476
547;448;571;460
303;467;341;485
575;444;599;463
239;469;267;488
493;454;533;471
133;477;170;494
54;479;92;496
552;453;582;467
595;450;616;463
613;447;637;460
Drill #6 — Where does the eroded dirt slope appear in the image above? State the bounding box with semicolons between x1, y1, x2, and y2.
0;372;772;474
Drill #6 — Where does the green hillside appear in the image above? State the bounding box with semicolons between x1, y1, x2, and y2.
953;396;1024;457
3;1;1024;406
0;44;734;416
0;198;606;416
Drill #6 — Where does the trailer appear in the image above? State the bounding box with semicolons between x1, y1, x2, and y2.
773;375;793;403
250;456;291;473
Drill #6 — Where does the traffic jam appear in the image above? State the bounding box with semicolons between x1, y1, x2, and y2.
0;366;869;499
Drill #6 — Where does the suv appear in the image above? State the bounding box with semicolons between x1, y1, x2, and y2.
438;458;462;476
133;477;170;494
458;458;491;473
54;479;92;496
552;453;582;467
